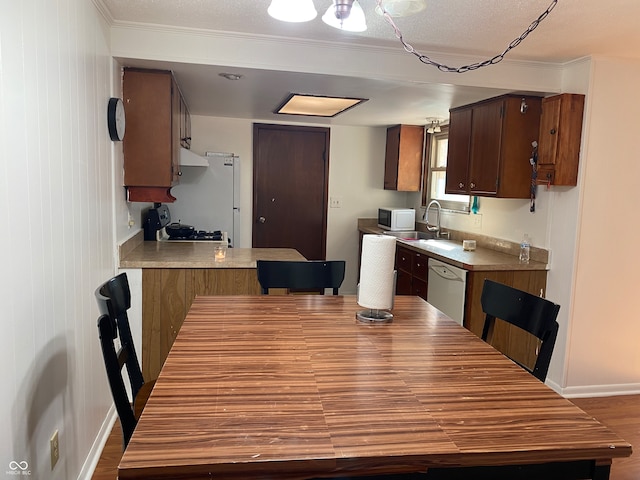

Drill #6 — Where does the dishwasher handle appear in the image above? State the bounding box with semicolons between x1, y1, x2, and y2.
429;264;465;282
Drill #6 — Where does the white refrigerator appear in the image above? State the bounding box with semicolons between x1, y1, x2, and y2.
170;150;240;247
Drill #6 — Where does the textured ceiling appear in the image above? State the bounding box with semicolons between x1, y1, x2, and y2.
101;0;640;125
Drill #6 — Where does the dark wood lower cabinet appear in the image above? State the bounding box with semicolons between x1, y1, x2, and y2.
395;245;428;300
141;268;262;379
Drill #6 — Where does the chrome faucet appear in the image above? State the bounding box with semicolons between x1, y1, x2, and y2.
424;200;441;237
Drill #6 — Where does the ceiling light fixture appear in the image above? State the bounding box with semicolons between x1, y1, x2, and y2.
275;93;368;117
426;120;441;134
374;0;426;17
267;0;317;23
322;0;367;32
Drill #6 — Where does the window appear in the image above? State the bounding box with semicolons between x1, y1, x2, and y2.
421;125;470;213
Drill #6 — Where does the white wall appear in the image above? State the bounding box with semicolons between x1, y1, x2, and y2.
1;1;120;479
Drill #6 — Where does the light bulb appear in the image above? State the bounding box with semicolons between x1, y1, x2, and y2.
268;0;317;23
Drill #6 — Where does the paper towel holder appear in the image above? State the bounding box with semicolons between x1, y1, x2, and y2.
355;271;396;324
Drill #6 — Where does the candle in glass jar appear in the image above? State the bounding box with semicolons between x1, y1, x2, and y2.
214;245;226;260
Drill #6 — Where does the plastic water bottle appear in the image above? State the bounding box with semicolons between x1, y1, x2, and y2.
519;234;530;263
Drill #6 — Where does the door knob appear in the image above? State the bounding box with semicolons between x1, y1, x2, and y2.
258;216;266;224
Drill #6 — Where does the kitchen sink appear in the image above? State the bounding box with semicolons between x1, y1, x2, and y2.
383;230;442;241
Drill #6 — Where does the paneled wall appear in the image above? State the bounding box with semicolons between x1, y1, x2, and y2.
1;1;118;479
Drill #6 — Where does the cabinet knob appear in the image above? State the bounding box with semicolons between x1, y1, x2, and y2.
178;170;182;176
550;128;557;135
459;182;464;189
470;182;476;189
258;216;266;224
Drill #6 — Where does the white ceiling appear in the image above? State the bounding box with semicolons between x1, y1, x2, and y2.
102;0;640;126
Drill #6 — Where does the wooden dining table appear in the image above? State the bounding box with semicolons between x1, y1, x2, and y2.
118;295;631;479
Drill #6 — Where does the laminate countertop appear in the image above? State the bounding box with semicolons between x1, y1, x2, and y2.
359;224;548;272
119;241;305;269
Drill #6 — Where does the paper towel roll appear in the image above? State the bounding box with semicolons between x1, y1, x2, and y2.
358;234;396;310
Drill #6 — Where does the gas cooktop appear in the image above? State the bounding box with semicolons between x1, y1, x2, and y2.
166;230;225;241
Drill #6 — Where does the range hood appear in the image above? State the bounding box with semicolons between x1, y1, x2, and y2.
180;147;209;167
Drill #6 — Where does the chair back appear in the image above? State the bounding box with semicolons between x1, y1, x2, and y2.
256;260;346;295
97;313;139;449
95;273;144;399
95;272;147;449
480;279;560;382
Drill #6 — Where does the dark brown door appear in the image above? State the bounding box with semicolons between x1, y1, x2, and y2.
252;124;329;260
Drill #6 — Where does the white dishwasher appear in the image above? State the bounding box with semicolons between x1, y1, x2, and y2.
427;258;467;325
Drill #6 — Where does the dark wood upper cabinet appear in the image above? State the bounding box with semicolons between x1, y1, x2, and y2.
384;124;425;191
445;95;542;198
537;93;585;186
123;68;190;203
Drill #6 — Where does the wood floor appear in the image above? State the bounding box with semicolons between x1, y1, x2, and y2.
572;395;640;480
92;395;639;480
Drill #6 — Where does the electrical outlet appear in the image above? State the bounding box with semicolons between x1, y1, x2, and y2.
473;213;482;229
329;196;342;208
50;430;59;469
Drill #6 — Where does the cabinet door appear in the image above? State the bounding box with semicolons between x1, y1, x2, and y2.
384;125;424;191
497;96;542;198
395;246;414;295
123;70;175;188
538;95;561;169
412;278;427;300
445;108;472;194
538;94;584;186
384;125;401;190
396;246;413;274
412;252;428;300
468;100;503;195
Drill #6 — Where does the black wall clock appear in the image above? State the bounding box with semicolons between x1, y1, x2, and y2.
107;97;126;141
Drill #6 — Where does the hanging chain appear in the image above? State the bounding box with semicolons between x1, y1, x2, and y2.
376;0;559;73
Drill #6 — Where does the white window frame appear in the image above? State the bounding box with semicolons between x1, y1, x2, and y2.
422;126;471;213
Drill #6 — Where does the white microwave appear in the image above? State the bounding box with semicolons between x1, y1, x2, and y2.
378;208;415;231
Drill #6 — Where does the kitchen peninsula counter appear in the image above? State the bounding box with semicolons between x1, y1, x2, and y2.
118;232;306;379
120;241;305;268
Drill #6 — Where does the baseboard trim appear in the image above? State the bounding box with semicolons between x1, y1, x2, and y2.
551;381;640;399
77;406;117;480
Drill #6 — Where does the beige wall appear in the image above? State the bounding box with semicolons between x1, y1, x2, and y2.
563;56;640;394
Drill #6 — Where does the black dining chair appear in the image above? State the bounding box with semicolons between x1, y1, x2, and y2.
480;279;560;382
95;272;155;450
256;260;346;295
